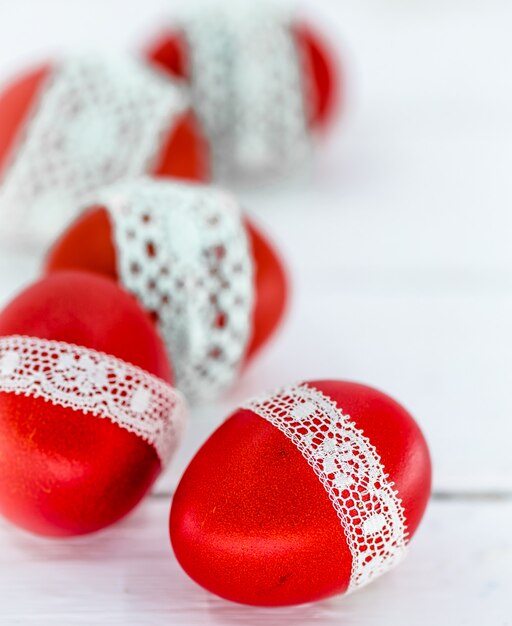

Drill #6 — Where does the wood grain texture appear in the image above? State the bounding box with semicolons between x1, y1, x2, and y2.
0;498;509;625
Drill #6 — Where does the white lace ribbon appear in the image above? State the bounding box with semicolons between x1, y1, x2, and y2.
97;178;254;403
243;382;409;592
0;335;187;466
178;3;311;180
0;55;188;248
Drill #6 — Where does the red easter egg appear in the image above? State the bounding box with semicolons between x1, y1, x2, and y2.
0;65;210;184
170;380;431;606
0;57;210;247
44;180;288;399
0;271;185;537
148;22;339;132
146;7;339;179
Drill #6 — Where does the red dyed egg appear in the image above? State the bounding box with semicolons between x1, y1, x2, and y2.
146;6;340;178
149;22;338;132
45;179;288;401
0;271;186;537
0;56;210;247
170;380;431;606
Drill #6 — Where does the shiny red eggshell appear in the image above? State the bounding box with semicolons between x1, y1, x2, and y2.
0;271;173;537
44;206;288;362
0;64;210;184
169;381;431;606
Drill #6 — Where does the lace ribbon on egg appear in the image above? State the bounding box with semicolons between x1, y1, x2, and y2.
0;56;187;247
243;382;409;592
178;3;311;180
0;335;187;466
99;179;254;402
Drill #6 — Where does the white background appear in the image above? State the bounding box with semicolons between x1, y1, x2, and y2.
0;0;511;624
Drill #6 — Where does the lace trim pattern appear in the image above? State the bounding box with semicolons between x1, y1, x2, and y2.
243;382;409;592
0;56;187;247
179;4;310;180
0;335;187;466
100;178;254;402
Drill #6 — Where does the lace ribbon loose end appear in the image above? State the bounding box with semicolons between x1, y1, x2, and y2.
243;382;409;592
0;335;187;467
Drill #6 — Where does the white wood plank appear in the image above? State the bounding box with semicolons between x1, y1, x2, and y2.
157;274;512;494
239;0;512;275
7;245;512;495
0;498;509;625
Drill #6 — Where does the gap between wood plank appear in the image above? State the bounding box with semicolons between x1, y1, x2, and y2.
148;490;512;502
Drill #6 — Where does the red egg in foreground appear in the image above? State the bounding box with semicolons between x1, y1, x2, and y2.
0;271;186;537
0;56;210;247
147;5;340;178
45;178;288;402
170;380;431;606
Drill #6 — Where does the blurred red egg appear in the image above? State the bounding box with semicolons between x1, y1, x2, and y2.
148;21;338;133
0;57;210;247
45;179;288;401
147;6;340;178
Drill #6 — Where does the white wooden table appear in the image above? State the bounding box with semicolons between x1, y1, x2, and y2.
0;0;511;623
